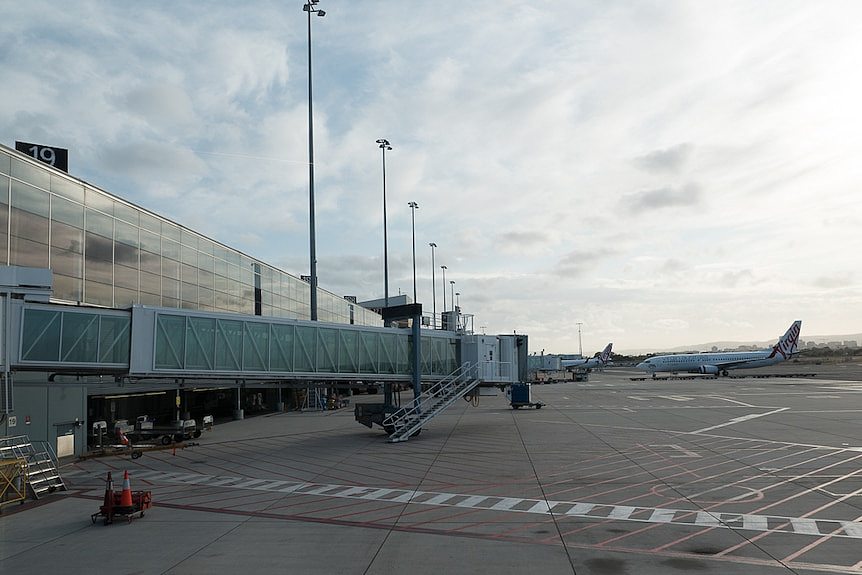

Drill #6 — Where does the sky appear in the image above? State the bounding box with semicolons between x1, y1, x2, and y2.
3;1;861;354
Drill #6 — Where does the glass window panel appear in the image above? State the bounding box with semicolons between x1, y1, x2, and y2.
181;229;198;249
50;175;85;203
11;180;49;216
84;279;112;306
155;314;186;369
181;244;196;265
21;309;60;361
213;245;229;262
198;253;213;272
51;195;84;227
85;188;114;215
186;317;215;370
162;277;180;299
181;281;197;305
115;220;138;247
114;286;138;308
161;221;181;241
162;295;179;308
0;151;10;175
270;324;294;371
52;273;83;302
199;268;214;290
181;262;197;284
215;319;242;370
140;270;161;295
50;246;83;277
84;252;112;284
11;207;48;245
198;286;214;310
85;208;113;238
161;257;179;279
139;211;160;233
0;175;8;202
198;238;214;256
61;312;99;362
161;238;180;260
10;235;48;267
214;258;227;278
99;315;131;364
214;273;229;293
242;322;269;371
114;202;139;225
11;158;50;190
114;263;138;290
139;230;159;253
139;292;160;306
84;232;113;263
114;242;138;268
140;250;159;275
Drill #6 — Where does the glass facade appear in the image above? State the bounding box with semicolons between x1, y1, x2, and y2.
0;145;382;327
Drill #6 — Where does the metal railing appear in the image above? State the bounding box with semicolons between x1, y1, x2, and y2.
382;362;477;437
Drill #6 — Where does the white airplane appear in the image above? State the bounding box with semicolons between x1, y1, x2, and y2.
636;320;802;377
561;343;613;371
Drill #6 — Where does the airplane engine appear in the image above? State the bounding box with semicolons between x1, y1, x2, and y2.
698;365;720;375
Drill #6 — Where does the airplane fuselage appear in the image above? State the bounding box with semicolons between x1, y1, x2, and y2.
636;350;781;375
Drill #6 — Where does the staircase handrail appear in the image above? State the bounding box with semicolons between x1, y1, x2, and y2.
383;362;476;427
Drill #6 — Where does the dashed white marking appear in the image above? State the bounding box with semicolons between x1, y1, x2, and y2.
68;470;862;540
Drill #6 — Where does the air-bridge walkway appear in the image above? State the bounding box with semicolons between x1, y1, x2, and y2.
3;301;463;395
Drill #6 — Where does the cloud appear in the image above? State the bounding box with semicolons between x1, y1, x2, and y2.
634;143;693;173
812;274;853;289
622;183;702;213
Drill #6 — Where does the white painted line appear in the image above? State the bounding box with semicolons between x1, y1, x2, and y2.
790;518;821;535
565;503;596;515
692;407;790;434
608;506;637;519
135;472;862;539
358;488;398;500
423;493;459;505
456;495;489;508
649;508;676;523
695;511;722;527
526;500;552;513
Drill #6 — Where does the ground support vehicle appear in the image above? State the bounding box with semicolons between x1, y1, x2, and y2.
508;383;544;409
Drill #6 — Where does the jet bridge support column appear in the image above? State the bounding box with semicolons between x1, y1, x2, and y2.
411;309;422;408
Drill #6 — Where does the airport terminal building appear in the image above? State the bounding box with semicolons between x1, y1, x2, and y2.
0;144;381;326
0;143;526;458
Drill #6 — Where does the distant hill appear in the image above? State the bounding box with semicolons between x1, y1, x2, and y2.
621;333;862;355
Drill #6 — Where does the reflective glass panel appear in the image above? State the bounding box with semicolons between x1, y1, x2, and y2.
85;188;114;215
50;175;85;203
11;158;50;190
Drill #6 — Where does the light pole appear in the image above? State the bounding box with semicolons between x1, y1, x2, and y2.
304;0;325;320
408;201;419;303
376;138;392;311
576;322;583;357
441;265;447;312
449;280;455;314
429;242;437;328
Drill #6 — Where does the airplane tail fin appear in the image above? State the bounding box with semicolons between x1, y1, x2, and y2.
769;321;802;360
599;343;613;363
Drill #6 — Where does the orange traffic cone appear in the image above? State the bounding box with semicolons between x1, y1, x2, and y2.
118;470;133;508
101;471;114;513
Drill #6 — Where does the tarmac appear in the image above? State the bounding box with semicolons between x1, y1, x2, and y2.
1;361;861;574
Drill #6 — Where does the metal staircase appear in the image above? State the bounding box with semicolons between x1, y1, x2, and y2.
0;435;67;499
383;362;478;443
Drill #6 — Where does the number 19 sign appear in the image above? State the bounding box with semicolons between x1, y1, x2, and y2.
15;141;69;173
